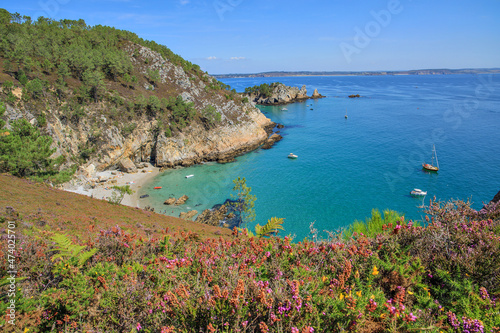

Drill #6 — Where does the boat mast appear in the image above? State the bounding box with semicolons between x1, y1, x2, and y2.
433;145;439;169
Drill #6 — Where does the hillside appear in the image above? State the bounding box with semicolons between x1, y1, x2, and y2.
1;174;499;331
0;173;232;240
0;9;273;182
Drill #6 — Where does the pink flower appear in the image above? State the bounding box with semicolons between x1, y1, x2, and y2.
265;251;271;257
136;323;142;331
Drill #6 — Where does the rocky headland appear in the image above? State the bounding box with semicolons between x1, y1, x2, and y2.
242;82;325;105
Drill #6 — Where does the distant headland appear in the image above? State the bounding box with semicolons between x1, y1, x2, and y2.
214;68;500;79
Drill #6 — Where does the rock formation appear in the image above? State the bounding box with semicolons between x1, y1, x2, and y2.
262;133;283;150
118;158;137;173
243;83;325;105
180;210;198;220
195;205;229;226
175;195;189;206
311;89;326;99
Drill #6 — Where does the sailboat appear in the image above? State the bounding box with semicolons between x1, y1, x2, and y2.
422;145;439;172
345;108;348;119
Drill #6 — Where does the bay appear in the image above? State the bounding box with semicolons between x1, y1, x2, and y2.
140;74;500;240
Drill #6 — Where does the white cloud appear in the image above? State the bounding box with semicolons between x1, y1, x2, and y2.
180;0;190;4
206;56;218;60
230;57;246;61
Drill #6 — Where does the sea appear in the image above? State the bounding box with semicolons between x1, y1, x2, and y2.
139;74;500;240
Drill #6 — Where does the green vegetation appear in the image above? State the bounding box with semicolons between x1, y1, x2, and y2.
244;82;283;98
230;177;256;228
201;104;222;125
108;185;134;204
0;101;74;183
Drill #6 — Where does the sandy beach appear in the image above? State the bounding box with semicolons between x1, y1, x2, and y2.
63;163;161;208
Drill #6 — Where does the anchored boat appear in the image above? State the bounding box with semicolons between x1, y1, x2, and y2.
410;188;427;196
422;145;439;172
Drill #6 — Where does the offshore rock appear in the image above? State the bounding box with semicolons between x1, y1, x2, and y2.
312;88;325;99
164;197;176;205
243;83;324;105
175;195;189;206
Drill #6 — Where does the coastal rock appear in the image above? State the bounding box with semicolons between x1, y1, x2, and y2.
118;158;137;173
195;205;228;226
277;124;285;129
312;89;325;99
164;197;176;205
491;190;500;204
262;133;283;150
179;210;198;220
175;195;189;205
243;83;324;105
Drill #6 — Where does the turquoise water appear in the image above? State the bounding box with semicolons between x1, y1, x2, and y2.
141;74;500;240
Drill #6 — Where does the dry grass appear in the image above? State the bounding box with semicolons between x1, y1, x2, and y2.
0;173;232;240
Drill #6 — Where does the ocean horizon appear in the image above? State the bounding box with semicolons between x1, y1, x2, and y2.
140;74;500;240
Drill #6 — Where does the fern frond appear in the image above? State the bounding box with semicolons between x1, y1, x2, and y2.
255;217;285;237
78;248;98;267
50;232;97;267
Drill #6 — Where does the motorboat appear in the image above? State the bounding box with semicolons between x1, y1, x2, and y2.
288;153;298;159
410;188;427;196
185;175;194;178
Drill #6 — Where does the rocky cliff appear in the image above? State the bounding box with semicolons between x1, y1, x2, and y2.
243;83;325;105
1;43;274;180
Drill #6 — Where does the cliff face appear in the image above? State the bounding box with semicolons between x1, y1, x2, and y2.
244;83;325;105
1;43;273;178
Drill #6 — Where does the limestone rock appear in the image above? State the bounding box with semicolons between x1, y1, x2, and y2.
118;158;137;173
164;197;176;205
262;133;283;150
180;210;198;220
312;89;325;99
175;195;189;205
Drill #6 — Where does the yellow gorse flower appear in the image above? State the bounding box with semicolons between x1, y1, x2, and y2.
372;266;379;276
339;293;344;300
322;276;328;283
356;291;362;297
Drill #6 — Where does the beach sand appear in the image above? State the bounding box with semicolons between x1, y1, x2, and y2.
64;163;160;208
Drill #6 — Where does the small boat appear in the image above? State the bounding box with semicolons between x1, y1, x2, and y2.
154;186;162;189
139;194;150;199
410;188;427;196
422;145;439;172
185;175;194;178
288;153;298;159
345;108;348;119
281;108;288;111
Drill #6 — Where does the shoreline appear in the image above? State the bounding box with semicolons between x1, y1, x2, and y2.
63;163;161;208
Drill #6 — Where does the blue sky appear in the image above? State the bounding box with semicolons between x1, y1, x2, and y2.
3;0;500;74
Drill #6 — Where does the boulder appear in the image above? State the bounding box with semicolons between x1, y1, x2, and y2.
180;210;198;220
175;195;189;205
195;205;228;226
118;157;137;173
297;85;308;99
164;197;176;205
277;123;285;129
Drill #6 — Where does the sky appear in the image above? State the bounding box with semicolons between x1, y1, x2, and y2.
3;0;500;74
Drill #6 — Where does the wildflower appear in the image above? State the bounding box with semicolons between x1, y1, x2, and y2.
356;291;362;297
339;293;344;300
372;266;379;276
292;328;299;333
407;291;414;295
321;276;327;283
136;323;142;331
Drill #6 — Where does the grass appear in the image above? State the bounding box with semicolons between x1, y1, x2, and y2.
0;173;232;240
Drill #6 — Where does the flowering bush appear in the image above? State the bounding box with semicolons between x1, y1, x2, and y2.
1;199;500;332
